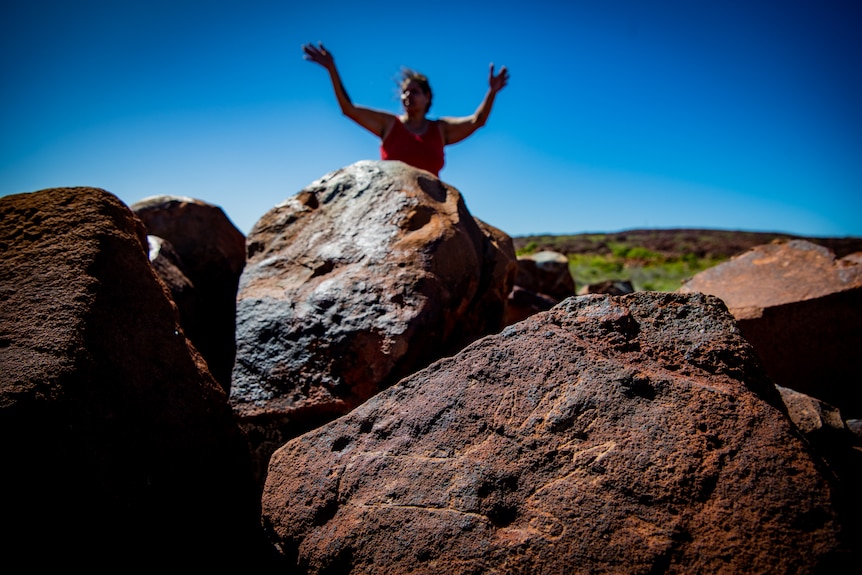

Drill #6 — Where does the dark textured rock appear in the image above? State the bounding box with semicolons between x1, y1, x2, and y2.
230;161;515;484
0;188;277;571
778;386;862;548
679;239;862;418
132;195;246;391
504;251;575;325
262;292;850;574
147;235;197;333
514;250;575;300
504;284;558;325
578;279;635;296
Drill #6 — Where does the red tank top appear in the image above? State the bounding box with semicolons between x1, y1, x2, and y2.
380;118;445;177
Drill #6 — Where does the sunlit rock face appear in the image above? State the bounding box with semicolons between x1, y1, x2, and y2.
680;239;862;418
262;292;850;574
230;160;516;483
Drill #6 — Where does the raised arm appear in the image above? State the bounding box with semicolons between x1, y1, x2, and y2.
440;63;509;145
302;42;394;138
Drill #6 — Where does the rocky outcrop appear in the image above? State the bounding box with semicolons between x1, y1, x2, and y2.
0;188;277;571
505;250;575;325
262;292;851;574
132;195;246;391
679;239;862;418
230;161;516;483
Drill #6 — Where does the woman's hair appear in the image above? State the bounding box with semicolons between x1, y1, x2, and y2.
399;68;432;113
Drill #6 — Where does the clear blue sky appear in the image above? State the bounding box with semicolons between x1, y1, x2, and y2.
2;0;860;238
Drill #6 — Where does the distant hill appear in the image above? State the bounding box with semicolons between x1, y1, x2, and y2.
512;229;862;292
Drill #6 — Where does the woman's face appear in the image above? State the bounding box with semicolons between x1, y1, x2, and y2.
401;80;429;114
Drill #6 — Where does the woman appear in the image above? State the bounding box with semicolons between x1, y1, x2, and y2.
301;42;509;178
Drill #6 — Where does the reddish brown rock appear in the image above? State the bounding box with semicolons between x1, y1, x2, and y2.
505;250;575;325
132;195;246;391
679;239;862;417
262;292;850;574
231;161;516;484
147;234;197;332
777;386;862;544
505;285;559;325
0;188;276;570
578;279;635;296
514;250;575;300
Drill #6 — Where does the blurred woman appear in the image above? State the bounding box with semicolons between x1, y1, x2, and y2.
302;42;509;177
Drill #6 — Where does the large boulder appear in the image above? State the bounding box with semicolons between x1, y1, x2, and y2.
0;188;277;570
262;292;851;574
231;161;516;483
132;195;246;391
679;239;862;418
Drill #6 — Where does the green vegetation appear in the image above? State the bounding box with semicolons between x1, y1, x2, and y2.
567;251;724;292
514;230;749;293
514;229;862;294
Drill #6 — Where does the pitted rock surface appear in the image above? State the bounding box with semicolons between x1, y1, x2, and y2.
230;161;515;478
262;292;848;574
0;188;273;570
680;239;862;417
132;195;246;391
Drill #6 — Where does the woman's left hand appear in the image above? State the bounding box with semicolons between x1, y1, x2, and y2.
489;64;509;93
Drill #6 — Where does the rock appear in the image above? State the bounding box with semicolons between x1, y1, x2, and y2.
578;279;635;295
262;292;850;574
458;217;518;351
777;386;862;545
777;385;847;438
0;188;277;570
230;161;516;484
514;250;575;300
147;235;197;332
504;285;558;325
679;239;862;418
504;250;575;325
132;195;246;391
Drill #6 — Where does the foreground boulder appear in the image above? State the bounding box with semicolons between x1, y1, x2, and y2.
0;188;276;570
132;195;246;391
231;161;516;482
262;292;850;574
680;239;862;418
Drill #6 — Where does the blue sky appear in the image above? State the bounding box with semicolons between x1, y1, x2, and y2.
2;0;860;238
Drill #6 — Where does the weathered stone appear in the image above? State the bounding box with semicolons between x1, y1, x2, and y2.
514;250;575;300
262;292;850;574
777;385;847;438
504;285;558;325
679;239;862;418
0;188;276;570
147;235;197;332
132;195;246;391
777;385;862;547
231;161;515;484
578;279;635;296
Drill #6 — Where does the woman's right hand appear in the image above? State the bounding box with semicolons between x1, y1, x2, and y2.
302;42;335;71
